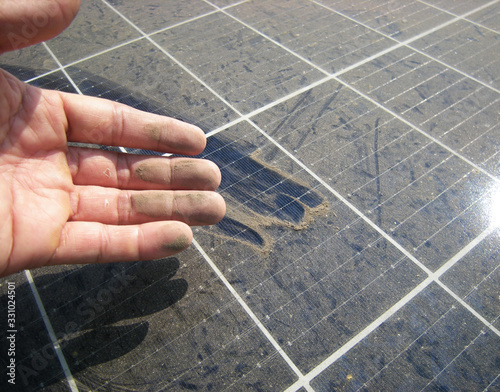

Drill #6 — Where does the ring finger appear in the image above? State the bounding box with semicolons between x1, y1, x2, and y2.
70;186;226;226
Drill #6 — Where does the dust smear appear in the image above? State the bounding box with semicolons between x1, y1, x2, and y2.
204;150;331;254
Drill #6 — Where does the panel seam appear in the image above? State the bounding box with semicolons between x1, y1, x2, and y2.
25;271;79;392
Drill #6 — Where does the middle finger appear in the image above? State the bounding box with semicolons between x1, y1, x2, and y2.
67;147;221;191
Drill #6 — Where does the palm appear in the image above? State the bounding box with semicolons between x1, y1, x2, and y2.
0;69;225;276
0;69;73;272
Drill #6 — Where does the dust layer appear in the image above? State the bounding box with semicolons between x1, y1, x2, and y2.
206;151;332;254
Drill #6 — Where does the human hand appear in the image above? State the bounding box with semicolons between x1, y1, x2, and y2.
0;1;225;277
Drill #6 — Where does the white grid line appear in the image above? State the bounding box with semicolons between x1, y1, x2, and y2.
483;372;500;391
314;0;500;96
284;225;498;391
42;43;82;95
418;0;500;36
193;239;315;392
283;277;434;391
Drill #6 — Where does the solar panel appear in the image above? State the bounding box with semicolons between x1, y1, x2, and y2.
0;0;499;391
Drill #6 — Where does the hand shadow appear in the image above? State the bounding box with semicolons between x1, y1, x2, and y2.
199;134;329;252
0;258;186;391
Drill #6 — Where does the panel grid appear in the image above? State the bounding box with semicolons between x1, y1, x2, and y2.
0;0;498;391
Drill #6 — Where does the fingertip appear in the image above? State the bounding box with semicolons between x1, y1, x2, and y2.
152;118;206;155
60;0;82;26
189;123;207;155
199;159;222;191
206;192;226;225
209;160;222;189
216;193;226;223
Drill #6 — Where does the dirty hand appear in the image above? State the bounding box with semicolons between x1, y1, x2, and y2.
0;0;225;277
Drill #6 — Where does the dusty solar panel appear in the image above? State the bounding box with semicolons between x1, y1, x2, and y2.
0;0;499;391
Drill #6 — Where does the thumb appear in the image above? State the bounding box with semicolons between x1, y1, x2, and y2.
0;0;81;54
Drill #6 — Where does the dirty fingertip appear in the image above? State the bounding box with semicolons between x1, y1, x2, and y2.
162;233;191;253
159;222;193;255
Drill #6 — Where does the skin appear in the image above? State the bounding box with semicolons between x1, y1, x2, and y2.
0;0;226;277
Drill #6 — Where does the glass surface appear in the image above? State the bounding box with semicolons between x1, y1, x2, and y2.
0;1;498;391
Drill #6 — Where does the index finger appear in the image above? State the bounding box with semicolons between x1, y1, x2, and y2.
60;91;207;155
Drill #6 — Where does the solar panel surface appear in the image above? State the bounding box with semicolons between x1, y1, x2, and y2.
0;0;499;391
